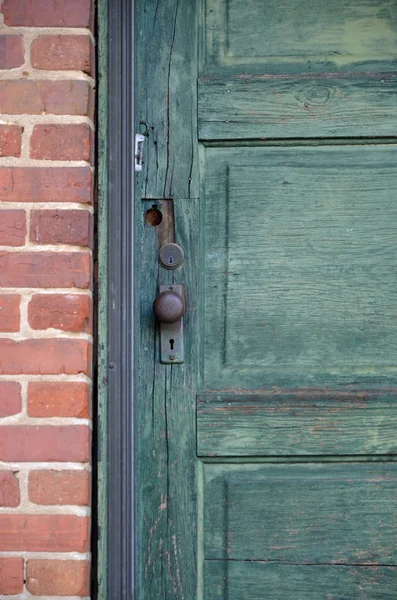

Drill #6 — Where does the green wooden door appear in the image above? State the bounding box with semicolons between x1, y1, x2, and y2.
136;1;397;598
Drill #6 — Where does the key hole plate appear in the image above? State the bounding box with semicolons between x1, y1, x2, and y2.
158;285;184;364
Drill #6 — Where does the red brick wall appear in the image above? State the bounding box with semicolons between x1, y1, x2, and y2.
0;1;94;597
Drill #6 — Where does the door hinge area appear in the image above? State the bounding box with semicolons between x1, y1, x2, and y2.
135;134;145;172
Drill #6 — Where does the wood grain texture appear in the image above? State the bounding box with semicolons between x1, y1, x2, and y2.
204;0;397;74
204;561;397;600
198;75;397;139
197;392;397;456
203;145;397;389
204;463;397;563
136;0;199;199
136;199;199;600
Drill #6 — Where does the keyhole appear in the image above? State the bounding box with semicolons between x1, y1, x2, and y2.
169;339;174;350
169;257;173;264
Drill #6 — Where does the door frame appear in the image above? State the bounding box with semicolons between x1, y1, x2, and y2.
97;0;136;598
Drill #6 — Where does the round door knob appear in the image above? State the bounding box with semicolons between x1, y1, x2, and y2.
153;290;185;323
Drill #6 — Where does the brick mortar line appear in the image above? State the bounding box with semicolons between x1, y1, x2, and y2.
20;378;27;418
0;595;90;600
0;289;92;295
0;596;90;600
0;416;91;425
0;204;94;213
0;24;95;42
0;158;93;167
0;551;90;559
0;373;91;382
0;115;94;127
23;208;30;246
0;69;94;83
0;334;92;344
0;415;91;425
0;462;91;470
0;507;90;517
0;245;92;252
0;244;93;252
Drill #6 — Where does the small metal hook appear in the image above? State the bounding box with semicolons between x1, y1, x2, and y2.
139;121;149;136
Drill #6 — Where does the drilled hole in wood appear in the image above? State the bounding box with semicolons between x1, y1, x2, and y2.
145;207;162;227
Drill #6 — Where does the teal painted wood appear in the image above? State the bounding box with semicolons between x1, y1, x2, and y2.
197;392;397;456
204;0;397;75
204;561;397;600
136;1;397;599
136;0;199;199
204;463;397;563
136;198;199;600
198;75;397;140
203;145;397;389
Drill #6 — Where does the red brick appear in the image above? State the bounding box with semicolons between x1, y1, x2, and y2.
0;382;21;417
0;295;20;332
0;167;92;203
28;294;91;332
0;426;90;462
31;124;92;162
30;210;92;247
27;559;90;596
29;470;90;506
32;35;94;75
0;35;24;69
0;472;20;507
0;558;23;595
0;339;91;375
0;125;22;157
0;252;91;288
0;515;89;551
0;80;92;115
0;210;26;246
28;381;90;418
3;0;92;28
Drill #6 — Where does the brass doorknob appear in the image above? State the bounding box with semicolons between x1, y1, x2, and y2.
153;290;185;323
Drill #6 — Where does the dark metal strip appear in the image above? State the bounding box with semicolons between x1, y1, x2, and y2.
107;0;135;598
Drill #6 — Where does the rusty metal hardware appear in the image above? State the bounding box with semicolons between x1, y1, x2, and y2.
153;285;185;363
153;289;185;323
159;243;184;270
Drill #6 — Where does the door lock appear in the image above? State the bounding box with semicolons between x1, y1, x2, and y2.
153;285;185;364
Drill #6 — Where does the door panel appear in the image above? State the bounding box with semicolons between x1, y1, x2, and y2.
203;146;397;389
205;0;397;73
198;76;397;139
204;562;397;600
204;464;397;563
197;392;397;456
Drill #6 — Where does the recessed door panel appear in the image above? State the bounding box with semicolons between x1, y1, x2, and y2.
203;145;397;389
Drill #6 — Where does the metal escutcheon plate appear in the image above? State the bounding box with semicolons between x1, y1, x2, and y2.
158;285;185;364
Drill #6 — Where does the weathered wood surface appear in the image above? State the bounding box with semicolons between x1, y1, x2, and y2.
203;145;397;389
136;199;198;600
204;463;397;563
197;392;397;456
204;0;397;74
204;561;397;600
198;75;397;139
136;0;198;198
